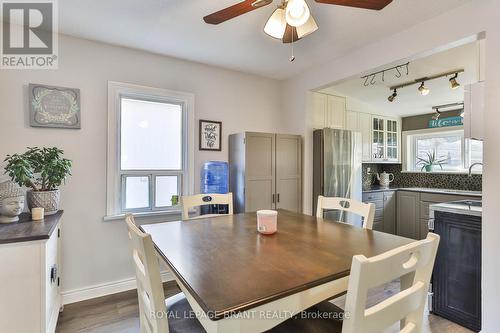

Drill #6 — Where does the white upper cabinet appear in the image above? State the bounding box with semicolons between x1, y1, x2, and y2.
464;82;485;141
312;93;328;129
346;111;372;162
312;92;346;129
358;113;373;162
326;95;346;129
371;116;401;163
311;92;400;163
346;110;359;131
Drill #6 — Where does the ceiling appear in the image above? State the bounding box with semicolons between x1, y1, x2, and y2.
58;0;471;80
321;41;480;117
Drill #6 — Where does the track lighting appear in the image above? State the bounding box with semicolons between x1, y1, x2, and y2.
449;73;460;90
418;82;430;96
432;108;440;120
387;69;464;103
388;89;397;102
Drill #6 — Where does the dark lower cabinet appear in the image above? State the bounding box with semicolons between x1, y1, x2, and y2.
362;190;396;235
432;211;481;332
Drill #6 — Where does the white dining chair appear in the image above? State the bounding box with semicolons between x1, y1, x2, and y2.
125;214;205;333
181;193;233;220
269;233;440;333
316;196;375;230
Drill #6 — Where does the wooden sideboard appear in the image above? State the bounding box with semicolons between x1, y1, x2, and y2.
0;211;63;333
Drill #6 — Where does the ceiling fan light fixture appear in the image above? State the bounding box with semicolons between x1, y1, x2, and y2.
285;0;310;27
449;73;460;90
296;14;318;38
418;82;430;96
264;7;286;39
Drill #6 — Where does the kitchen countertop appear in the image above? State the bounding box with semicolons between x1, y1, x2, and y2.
0;211;63;244
430;200;482;217
363;186;482;197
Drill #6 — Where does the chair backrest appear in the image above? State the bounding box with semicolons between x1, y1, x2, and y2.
342;233;440;333
181;193;233;220
125;214;168;333
316;196;375;229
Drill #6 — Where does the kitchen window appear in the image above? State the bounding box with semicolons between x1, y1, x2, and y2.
403;128;483;173
106;82;194;218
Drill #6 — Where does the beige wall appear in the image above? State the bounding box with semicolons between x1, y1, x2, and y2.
281;1;500;330
0;35;285;297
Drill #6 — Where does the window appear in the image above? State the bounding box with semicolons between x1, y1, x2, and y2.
107;82;194;217
404;129;483;173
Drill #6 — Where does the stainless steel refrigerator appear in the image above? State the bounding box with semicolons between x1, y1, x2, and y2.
313;128;362;227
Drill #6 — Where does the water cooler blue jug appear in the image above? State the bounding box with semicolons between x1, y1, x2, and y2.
200;161;229;215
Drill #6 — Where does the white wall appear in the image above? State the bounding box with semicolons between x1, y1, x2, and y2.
281;0;500;330
0;35;285;297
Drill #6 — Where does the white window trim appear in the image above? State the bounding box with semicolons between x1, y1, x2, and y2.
402;126;482;174
106;81;195;219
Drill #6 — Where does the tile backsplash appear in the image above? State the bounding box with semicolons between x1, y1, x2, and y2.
362;164;482;191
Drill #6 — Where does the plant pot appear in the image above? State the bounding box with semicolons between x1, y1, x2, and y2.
27;190;60;215
424;165;434;172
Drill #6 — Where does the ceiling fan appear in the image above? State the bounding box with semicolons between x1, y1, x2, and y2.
203;0;393;44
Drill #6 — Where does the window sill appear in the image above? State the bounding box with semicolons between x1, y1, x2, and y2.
401;170;482;175
103;209;182;222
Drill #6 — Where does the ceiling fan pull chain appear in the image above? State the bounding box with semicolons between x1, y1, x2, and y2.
290;30;295;62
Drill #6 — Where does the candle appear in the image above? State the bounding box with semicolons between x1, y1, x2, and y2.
32;207;44;221
257;210;278;235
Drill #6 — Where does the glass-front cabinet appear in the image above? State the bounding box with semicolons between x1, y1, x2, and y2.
372;116;400;163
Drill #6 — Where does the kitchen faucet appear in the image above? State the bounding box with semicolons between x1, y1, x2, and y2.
468;162;483;177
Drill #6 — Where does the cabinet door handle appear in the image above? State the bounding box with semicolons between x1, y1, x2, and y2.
50;265;58;284
428;219;435;231
272;194;275;204
277;193;280;203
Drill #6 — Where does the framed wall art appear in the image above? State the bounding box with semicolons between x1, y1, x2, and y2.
199;120;222;151
29;83;81;129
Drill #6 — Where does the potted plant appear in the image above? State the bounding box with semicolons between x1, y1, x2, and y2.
416;151;448;172
4;147;72;215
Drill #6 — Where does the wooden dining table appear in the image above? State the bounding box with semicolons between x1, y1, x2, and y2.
141;209;414;333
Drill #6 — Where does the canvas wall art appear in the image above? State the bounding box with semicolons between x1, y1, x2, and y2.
29;84;81;129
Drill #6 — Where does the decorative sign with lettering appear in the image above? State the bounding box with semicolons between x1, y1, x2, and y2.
429;116;463;128
29;84;81;129
199;120;222;151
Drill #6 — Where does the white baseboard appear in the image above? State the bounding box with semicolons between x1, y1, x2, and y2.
62;271;174;305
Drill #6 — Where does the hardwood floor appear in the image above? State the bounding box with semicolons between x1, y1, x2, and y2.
56;280;473;333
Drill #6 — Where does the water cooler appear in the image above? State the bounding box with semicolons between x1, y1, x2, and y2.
200;161;229;215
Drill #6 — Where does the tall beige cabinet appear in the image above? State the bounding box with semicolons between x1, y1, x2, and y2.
229;132;302;213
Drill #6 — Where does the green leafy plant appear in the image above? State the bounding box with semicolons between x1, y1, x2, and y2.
4;147;72;191
416;151;448;172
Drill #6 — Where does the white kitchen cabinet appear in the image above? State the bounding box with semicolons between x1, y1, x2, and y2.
0;213;63;333
326;95;346;129
312;92;346;129
346;111;372;162
358;112;373;162
371;116;401;163
312;93;328;129
464;82;485;141
346;110;358;131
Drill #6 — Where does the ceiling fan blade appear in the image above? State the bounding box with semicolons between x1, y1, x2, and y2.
314;0;393;10
203;0;273;25
282;25;301;44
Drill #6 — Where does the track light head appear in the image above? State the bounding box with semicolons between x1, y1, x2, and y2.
388;89;397;102
432;108;441;120
449;73;460;90
418;82;430;96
